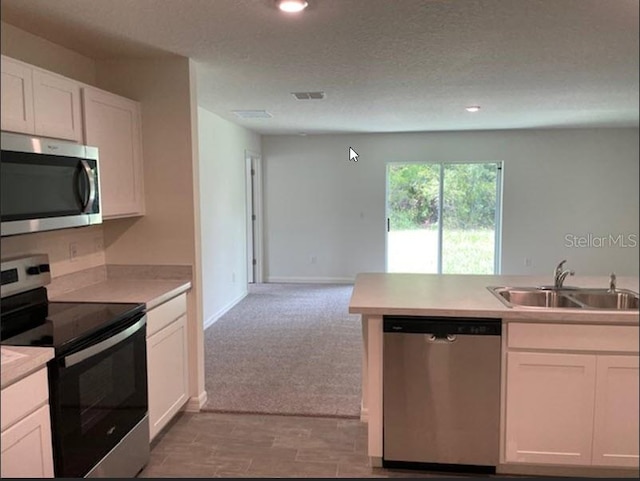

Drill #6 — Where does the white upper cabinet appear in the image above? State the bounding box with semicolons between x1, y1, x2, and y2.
32;69;82;142
1;56;35;133
82;86;145;218
1;55;82;142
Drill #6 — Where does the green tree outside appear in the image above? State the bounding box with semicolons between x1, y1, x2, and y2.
388;163;497;230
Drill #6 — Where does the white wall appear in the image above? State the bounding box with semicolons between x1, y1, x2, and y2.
197;107;261;328
1;21;96;85
95;58;199;267
94;57;205;408
262;128;639;280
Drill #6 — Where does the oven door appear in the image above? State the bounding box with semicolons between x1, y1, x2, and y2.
48;313;148;478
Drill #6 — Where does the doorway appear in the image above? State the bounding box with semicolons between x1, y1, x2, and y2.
245;150;263;283
386;161;503;274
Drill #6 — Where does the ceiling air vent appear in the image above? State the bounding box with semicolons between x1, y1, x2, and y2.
292;91;325;100
232;110;273;119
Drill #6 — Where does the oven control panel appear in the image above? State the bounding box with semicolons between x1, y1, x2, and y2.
0;253;51;298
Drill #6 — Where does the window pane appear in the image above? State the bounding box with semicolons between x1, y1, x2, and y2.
441;163;497;274
387;163;440;273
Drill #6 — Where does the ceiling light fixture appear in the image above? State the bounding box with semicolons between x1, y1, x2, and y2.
277;0;309;13
465;105;481;112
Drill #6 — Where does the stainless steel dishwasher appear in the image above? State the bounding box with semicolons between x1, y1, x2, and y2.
383;316;501;473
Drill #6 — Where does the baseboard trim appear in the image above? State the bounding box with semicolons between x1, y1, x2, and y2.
184;391;208;412
266;276;354;284
203;290;248;330
497;462;639;478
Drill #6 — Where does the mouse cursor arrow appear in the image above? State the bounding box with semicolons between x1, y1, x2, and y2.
349;147;359;162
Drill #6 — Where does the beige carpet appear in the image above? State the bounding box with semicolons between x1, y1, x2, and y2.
202;283;362;418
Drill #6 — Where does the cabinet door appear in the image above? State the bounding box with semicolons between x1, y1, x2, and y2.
505;351;596;466
0;404;54;478
32;70;82;141
82;87;145;218
146;315;189;441
592;355;639;468
1;56;35;134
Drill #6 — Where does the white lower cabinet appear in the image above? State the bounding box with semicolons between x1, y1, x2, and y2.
505;352;596;465
504;322;639;470
592;355;640;467
146;294;189;441
1;405;54;478
0;368;54;478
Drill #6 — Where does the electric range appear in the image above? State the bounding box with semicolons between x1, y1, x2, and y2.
0;254;150;478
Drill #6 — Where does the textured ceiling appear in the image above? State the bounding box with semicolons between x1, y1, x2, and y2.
1;0;638;134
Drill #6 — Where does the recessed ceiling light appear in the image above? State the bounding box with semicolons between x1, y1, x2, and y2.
465;106;481;112
277;0;308;13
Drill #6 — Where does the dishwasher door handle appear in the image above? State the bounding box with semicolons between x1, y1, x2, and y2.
427;333;457;343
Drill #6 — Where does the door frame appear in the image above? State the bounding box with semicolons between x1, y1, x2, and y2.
245;150;264;283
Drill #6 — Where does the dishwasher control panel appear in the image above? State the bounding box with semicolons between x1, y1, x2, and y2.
383;316;502;336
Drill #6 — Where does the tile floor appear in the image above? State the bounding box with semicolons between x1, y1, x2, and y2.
137;411;512;478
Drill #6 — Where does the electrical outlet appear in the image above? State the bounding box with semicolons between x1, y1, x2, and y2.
524;257;532;267
310;255;317;264
69;242;78;262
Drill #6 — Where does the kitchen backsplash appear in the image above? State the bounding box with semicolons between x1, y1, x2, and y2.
47;263;193;299
0;224;106;277
106;264;192;280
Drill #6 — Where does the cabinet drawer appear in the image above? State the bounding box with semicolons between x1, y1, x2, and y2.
1;368;49;431
146;294;187;338
508;323;639;353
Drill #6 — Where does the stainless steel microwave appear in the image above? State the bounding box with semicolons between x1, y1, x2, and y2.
1;131;102;237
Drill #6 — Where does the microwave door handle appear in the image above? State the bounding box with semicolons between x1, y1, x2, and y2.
62;316;146;368
79;159;96;213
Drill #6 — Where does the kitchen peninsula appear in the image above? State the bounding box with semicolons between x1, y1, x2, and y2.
349;272;639;477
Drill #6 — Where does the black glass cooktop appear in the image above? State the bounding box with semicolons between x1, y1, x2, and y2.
1;289;145;355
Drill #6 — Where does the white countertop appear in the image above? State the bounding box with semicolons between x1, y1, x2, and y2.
349;273;639;324
1;346;54;389
50;279;192;310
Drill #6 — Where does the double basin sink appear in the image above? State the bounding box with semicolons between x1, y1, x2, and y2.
488;286;639;310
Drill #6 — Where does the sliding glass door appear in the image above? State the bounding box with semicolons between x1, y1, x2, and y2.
386;161;502;274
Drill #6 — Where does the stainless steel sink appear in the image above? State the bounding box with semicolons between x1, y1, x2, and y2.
493;288;583;308
487;286;639;310
568;289;639;310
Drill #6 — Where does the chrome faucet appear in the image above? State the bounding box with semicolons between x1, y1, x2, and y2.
608;272;616;293
553;260;575;289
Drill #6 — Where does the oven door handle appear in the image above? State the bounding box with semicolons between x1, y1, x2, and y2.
63;315;146;368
